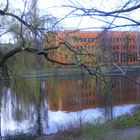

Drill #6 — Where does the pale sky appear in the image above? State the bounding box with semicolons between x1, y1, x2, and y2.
1;0;140;43
38;0;114;29
0;0;140;43
37;0;140;31
1;0;140;30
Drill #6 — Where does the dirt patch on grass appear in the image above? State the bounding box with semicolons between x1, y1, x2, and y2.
105;127;140;140
35;127;140;140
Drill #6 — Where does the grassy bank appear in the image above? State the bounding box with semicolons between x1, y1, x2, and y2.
53;106;140;140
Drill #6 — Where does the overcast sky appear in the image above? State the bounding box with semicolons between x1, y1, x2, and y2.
0;0;140;43
36;0;140;31
1;0;140;31
38;0;114;29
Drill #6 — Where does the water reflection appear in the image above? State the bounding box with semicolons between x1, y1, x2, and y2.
46;76;140;111
0;75;140;136
0;79;48;136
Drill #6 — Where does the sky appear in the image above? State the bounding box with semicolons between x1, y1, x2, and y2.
38;0;114;30
0;0;139;43
1;0;140;43
36;0;140;31
1;0;140;31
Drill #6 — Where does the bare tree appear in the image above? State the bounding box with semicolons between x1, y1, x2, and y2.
0;0;75;77
1;0;140;82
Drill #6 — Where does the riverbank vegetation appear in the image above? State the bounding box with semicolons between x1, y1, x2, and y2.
51;106;140;140
1;0;140;140
2;107;140;140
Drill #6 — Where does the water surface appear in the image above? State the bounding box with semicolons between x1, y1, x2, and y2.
0;74;140;136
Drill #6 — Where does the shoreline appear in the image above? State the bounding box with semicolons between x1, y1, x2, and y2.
1;64;140;80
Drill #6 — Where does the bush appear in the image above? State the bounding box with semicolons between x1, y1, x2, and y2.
113;112;140;129
82;117;113;140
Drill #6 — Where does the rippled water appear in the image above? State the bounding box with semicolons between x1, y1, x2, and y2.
0;74;140;136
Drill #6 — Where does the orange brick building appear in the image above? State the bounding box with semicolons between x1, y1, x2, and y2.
48;30;140;66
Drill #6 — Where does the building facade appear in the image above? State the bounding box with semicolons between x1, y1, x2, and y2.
51;30;140;66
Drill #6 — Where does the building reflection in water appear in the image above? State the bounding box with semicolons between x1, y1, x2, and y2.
46;75;140;112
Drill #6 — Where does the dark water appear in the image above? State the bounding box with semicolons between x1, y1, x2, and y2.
0;74;140;136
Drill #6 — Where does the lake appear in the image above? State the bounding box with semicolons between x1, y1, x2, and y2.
0;73;140;136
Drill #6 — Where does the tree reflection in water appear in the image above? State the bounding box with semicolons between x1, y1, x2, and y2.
0;78;48;136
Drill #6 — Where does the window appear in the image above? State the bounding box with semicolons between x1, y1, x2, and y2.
123;38;126;42
109;38;112;42
110;46;113;50
84;38;86;42
130;55;133;62
91;38;94;42
120;38;123;42
101;38;104;42
72;36;78;42
88;38;90;42
64;38;70;42
71;38;74;42
79;38;83;42
133;53;136;61
122;53;126;62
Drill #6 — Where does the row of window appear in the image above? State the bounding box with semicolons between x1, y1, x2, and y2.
64;99;96;106
64;96;136;107
65;83;93;91
113;53;138;62
113;46;140;50
71;45;140;50
75;46;94;50
64;92;95;98
111;77;134;85
65;36;140;43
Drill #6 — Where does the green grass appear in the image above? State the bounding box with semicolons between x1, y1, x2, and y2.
135;133;140;140
113;111;140;129
81;118;114;140
59;106;140;140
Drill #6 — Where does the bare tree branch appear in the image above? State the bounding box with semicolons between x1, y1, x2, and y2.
3;0;9;13
63;1;140;28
